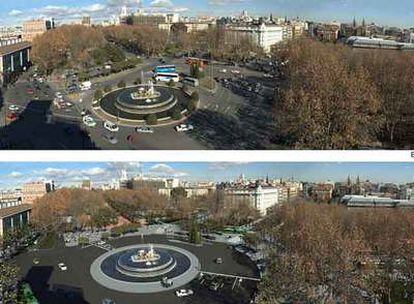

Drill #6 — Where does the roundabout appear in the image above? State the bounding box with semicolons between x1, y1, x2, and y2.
96;81;193;124
90;244;201;293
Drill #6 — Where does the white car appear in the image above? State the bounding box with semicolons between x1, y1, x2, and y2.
175;289;194;297
175;124;194;132
58;263;67;271
231;70;241;74
8;104;19;112
135;126;154;134
83;115;97;127
220;69;227;73
104;121;119;132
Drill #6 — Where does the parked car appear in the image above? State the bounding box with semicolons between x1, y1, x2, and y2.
83;115;97;127
215;258;223;264
8;104;19;112
175;289;194;297
135;126;154;133
175;124;194;132
104;121;119;132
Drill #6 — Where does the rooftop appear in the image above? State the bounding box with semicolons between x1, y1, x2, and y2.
0;41;31;57
0;204;32;219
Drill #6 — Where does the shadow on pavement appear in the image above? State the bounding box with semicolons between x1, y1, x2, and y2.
187;105;282;150
0;100;98;150
24;266;89;304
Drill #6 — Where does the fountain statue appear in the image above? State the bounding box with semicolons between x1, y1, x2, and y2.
131;244;161;265
130;80;159;102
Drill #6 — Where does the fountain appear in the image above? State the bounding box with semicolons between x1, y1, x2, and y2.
90;243;201;293
130;81;161;102
95;74;193;124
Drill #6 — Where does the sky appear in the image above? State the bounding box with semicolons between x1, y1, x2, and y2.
0;162;412;189
0;0;413;27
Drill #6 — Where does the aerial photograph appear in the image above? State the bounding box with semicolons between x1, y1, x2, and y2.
0;162;413;303
0;0;412;150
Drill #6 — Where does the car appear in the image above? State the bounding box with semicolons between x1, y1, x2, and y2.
102;134;118;145
104;121;119;132
33;258;40;265
27;88;34;94
175;289;194;297
220;69;227;73
161;277;173;287
135;126;154;133
6;113;18;122
175;124;194;132
83;115;97;127
215;257;223;264
8;104;19;112
102;299;116;304
58;263;67;271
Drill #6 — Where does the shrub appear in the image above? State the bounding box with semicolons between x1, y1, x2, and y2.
117;80;126;88
146;114;158;125
190;91;199;102
94;89;103;100
104;85;112;93
187;100;196;112
171;108;182;120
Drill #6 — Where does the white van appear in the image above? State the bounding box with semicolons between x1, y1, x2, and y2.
80;81;92;91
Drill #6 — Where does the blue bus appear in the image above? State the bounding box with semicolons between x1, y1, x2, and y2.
154;65;176;73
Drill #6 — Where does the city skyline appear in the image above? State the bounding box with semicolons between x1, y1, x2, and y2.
1;0;414;27
0;162;412;188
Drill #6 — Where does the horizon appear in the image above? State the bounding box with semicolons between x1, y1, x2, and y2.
0;0;413;28
0;162;412;189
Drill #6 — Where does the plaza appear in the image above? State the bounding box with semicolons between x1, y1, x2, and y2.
13;234;259;304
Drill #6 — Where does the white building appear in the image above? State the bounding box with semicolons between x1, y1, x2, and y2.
225;23;283;53
341;195;414;208
225;185;279;215
400;187;414;200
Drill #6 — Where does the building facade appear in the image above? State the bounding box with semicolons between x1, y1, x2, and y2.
224;185;279;215
225;23;283;53
22;19;55;42
0;41;31;86
0;197;31;238
22;181;54;204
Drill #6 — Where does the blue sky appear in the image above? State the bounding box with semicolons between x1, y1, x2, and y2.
0;162;412;188
0;0;413;27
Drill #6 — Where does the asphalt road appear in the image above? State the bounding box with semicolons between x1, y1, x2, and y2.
13;235;259;304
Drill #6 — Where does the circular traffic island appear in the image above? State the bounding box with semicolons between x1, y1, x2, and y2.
96;82;195;126
90;244;201;294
